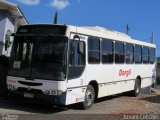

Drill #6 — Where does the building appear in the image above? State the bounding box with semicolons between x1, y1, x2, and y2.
0;0;27;97
0;0;28;56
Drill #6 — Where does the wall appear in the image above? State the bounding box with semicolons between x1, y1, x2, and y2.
3;12;15;56
0;9;7;54
0;9;15;56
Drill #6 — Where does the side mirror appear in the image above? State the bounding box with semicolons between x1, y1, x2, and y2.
73;35;80;41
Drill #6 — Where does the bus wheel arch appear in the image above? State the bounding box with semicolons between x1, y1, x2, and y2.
89;80;99;99
80;84;95;109
80;80;98;109
137;76;142;86
130;76;141;97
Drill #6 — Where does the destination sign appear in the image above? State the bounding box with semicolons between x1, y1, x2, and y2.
16;25;67;35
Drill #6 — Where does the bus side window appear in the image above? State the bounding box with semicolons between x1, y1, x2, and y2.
115;41;125;63
69;40;85;66
142;46;149;64
125;43;134;64
150;48;155;64
101;39;114;63
68;40;85;79
88;37;100;64
135;45;142;64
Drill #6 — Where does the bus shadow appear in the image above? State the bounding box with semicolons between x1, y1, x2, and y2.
139;89;160;104
139;95;160;104
0;95;121;113
95;95;120;103
0;97;68;114
67;95;121;110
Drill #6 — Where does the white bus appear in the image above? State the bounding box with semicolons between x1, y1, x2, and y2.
6;24;156;109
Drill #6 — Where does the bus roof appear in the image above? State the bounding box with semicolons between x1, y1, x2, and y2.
67;25;156;48
17;24;156;48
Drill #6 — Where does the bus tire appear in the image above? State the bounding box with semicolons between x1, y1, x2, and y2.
130;79;141;97
81;85;95;110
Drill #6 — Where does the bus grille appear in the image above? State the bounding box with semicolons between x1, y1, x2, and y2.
17;87;43;94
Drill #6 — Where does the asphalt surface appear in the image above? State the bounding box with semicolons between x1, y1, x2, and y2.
0;88;160;120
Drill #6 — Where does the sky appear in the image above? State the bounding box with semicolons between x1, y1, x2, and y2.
9;0;160;56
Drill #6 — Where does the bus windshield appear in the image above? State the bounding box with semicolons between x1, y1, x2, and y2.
8;36;68;81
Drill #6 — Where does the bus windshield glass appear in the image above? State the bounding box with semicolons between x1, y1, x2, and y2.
8;36;68;81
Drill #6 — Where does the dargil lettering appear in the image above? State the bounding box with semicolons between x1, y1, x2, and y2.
119;69;131;77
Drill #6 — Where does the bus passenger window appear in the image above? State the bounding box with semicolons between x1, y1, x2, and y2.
125;43;134;64
101;39;113;63
142;46;149;64
88;37;100;64
115;42;124;63
135;45;142;64
150;48;155;64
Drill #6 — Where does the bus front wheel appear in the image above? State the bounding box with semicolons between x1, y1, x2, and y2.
130;79;141;97
81;85;95;109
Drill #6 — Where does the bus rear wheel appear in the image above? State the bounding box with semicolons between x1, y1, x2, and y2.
81;85;95;110
130;79;141;97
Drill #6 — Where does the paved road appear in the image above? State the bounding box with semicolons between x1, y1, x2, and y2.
0;89;160;120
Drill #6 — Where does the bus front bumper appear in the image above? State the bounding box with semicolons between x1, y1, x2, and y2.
8;90;66;105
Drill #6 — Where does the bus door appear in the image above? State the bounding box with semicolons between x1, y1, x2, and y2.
66;33;87;105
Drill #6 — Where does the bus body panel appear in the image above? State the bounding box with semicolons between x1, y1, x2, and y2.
7;76;67;91
6;24;156;106
65;87;86;105
7;76;68;105
85;64;155;98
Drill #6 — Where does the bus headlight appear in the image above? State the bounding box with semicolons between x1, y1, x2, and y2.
51;90;57;95
8;84;17;90
44;89;62;96
44;90;50;95
57;90;62;95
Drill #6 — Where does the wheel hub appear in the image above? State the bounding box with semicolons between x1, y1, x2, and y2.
85;90;93;105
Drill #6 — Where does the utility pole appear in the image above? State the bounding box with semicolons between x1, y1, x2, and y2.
126;24;130;35
151;33;154;43
54;11;58;24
